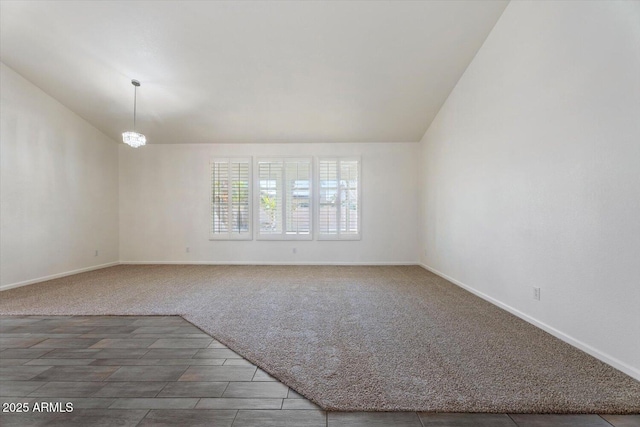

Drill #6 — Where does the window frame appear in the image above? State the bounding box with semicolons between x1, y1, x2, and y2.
315;156;361;241
254;156;313;241
209;157;253;241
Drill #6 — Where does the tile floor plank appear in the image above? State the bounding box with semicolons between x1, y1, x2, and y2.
282;398;322;410
328;411;423;427
196;397;283;409
419;413;517;426
37;349;101;358
105;365;188;382
93;381;168;397
233;409;326;427
31;366;119;382
222;381;289;398
132;318;188;327
130;326;181;334
89;338;157;349
508;414;614;427
252;368;278;381
82;327;138;334
126;333;213;339
0;409;148;427
0;358;30;366
149;338;213;348
194;348;242;359
31;338;101;348
2;333;82;339
0;365;53;381
287;389;306;399
157;381;228;397
139;409;237;427
91;357;225;366
142;348;199;359
0;381;47;396
109;397;199;409
0;337;48;348
599;415;640;427
28;381;105;397
206;341;228;349
179;365;256;382
222;358;253;366
25;358;95;366
0;348;52;359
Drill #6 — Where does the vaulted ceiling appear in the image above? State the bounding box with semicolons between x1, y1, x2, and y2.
0;1;508;144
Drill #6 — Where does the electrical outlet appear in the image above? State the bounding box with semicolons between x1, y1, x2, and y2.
292;248;297;254
533;287;541;301
95;250;99;257
186;247;190;253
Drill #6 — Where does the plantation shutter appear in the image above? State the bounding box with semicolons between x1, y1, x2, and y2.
340;160;359;235
285;161;311;235
317;158;360;240
257;158;312;239
258;160;283;235
318;160;338;236
210;158;252;240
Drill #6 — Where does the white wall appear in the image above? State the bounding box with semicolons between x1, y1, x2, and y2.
419;1;640;379
0;63;119;290
120;142;419;264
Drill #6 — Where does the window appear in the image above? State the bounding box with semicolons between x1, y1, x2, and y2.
256;158;312;240
317;158;360;240
210;158;252;240
210;156;360;241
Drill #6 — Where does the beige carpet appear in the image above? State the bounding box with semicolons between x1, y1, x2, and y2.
1;265;638;413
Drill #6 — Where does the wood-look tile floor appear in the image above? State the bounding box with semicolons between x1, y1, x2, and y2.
0;316;637;427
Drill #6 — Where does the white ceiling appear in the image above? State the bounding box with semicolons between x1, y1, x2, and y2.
0;1;508;144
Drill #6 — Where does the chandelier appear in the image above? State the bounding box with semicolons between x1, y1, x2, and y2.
122;79;146;148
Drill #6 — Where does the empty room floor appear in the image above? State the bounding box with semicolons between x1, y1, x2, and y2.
1;265;639;426
1;315;637;427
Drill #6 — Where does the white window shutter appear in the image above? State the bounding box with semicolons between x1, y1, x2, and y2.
317;158;360;240
210;158;252;240
318;159;338;236
340;160;359;235
256;158;312;240
212;160;230;234
258;160;284;235
285;161;311;235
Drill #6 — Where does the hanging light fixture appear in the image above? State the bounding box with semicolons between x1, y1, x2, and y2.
122;79;146;148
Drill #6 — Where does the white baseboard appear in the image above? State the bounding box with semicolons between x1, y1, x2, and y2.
419;263;640;381
0;262;120;292
121;260;418;266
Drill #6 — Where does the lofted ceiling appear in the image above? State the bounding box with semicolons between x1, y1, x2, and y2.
0;0;508;144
